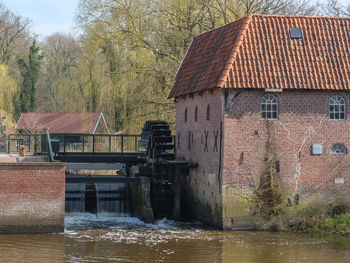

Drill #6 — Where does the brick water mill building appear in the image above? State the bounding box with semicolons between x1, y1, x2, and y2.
168;14;350;229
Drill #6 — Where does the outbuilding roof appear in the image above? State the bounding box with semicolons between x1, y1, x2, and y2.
168;15;350;98
16;112;107;134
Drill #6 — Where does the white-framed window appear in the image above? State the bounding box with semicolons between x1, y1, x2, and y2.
261;94;278;120
329;96;346;120
330;143;347;155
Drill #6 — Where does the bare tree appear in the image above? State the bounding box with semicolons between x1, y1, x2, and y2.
36;33;82;112
0;3;31;64
321;0;350;17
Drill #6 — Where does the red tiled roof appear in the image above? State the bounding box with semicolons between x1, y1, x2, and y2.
168;15;350;98
16;112;101;134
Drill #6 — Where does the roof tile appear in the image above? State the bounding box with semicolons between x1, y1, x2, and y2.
16;112;101;134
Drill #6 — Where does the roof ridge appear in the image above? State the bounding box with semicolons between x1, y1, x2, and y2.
250;14;350;20
194;15;251;39
22;112;100;114
216;15;252;88
192;14;350;41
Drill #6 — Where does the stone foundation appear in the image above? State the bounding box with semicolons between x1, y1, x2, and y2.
129;177;153;223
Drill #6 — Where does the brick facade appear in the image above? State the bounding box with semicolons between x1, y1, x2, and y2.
176;89;350;229
176;89;223;227
0;163;65;233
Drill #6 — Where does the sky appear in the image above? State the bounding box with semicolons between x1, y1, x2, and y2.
2;0;349;39
2;0;79;39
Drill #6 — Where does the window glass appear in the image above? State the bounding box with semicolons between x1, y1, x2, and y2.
261;94;278;120
329;96;346;120
331;144;347;155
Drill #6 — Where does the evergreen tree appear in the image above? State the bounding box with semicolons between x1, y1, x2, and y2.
17;40;43;113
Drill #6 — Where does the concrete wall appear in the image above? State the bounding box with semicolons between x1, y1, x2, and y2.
129;177;153;223
0;162;65;234
222;89;350;229
175;89;223;227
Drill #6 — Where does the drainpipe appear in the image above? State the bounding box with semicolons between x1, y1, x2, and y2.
218;121;223;194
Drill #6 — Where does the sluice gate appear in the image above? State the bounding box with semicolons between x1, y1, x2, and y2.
65;182;131;217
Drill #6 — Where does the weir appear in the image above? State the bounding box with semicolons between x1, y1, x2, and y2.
66;182;130;216
65;183;85;215
95;183;130;217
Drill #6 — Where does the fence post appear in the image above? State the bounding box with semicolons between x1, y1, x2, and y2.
82;135;85;152
63;134;66;153
34;135;37;153
109;135;111;152
121;135;124;153
28;135;31;152
7;135;10;153
92;134;95;153
135;136;137;152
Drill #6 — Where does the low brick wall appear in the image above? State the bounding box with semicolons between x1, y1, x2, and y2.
0;162;65;234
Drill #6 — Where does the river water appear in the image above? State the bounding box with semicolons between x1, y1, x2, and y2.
0;214;349;263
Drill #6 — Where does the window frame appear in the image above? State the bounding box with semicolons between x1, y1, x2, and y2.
329;95;346;121
260;94;279;120
330;143;347;155
290;27;304;40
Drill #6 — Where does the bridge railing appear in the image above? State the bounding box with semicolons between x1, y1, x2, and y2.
7;133;141;154
47;133;141;154
7;133;47;154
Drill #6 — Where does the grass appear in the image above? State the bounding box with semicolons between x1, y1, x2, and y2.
288;213;350;236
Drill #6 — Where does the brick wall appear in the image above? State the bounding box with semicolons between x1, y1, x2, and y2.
175;89;224;226
175;88;350;229
0;162;65;234
223;89;350;229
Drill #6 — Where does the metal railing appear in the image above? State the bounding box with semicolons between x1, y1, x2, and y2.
7;133;141;155
7;133;48;154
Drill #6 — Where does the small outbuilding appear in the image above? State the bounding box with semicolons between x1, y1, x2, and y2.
16;112;109;134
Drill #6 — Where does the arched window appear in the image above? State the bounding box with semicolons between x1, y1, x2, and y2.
331;143;347;155
261;94;278;120
194;106;198;121
184;108;187;122
329;96;345;120
206;104;210;121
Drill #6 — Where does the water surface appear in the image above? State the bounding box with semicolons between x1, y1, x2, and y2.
0;214;349;263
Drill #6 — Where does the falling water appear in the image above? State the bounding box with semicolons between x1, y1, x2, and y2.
65;183;85;215
95;183;130;217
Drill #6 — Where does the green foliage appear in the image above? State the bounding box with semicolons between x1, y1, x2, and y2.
0;63;18;133
255;121;282;219
327;203;348;217
288;213;350;235
17;40;43;113
288;203;350;236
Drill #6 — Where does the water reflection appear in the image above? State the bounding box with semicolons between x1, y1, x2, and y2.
0;215;349;263
0;234;65;263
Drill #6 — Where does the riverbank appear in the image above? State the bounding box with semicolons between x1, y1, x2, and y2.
288;213;350;237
